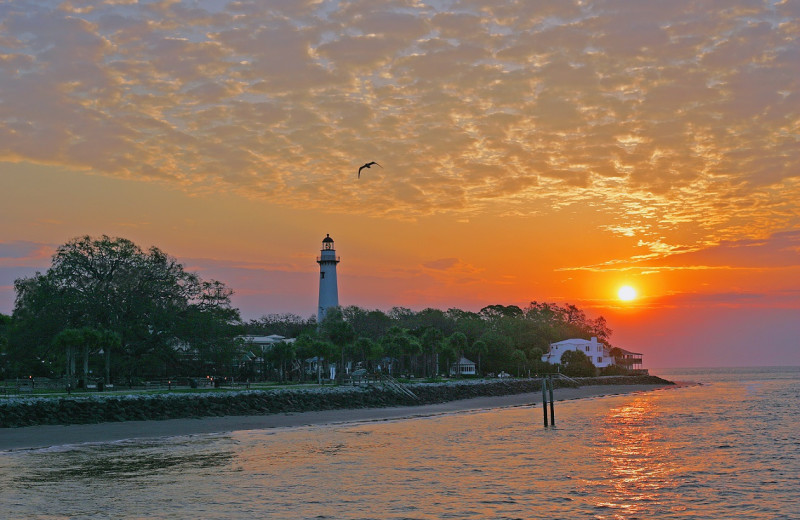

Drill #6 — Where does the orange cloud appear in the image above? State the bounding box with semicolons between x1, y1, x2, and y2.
0;0;797;261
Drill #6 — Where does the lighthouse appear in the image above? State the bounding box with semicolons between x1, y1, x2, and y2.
316;234;340;322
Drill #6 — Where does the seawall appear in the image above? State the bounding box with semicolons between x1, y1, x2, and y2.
0;375;672;428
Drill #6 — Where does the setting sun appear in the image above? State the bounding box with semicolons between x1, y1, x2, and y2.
618;285;637;301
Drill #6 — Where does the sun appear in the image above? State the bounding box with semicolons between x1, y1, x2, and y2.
618;285;637;301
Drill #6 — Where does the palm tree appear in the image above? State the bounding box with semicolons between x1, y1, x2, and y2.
420;328;444;378
511;349;527;377
468;339;488;376
446;332;468;377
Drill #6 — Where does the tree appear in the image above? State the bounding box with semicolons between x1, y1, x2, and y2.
319;307;356;377
292;333;333;384
0;313;9;348
293;334;316;382
560;350;596;377
266;340;296;381
589;316;613;343
466;339;488;376
53;327;120;386
445;332;467;376
387;306;416;329
380;326;420;376
351;336;382;369
310;338;335;384
479;330;515;374
511;349;528;377
479;304;523;321
439;339;458;377
245;313;313;338
342;306;392;340
453;313;487;347
528;347;545;375
176;281;243;377
9;274;71;376
0;313;10;378
12;235;240;381
420;327;444;377
409;308;455;336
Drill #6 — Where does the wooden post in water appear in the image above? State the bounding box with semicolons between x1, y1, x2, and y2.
548;375;555;426
542;377;549;427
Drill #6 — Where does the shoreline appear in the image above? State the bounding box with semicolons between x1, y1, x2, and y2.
0;383;685;452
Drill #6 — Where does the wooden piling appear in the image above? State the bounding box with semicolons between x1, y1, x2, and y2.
548;375;555;426
542;377;549;427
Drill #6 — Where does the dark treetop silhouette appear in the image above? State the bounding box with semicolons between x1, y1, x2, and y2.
358;161;382;178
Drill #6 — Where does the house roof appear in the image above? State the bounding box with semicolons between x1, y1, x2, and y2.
240;335;294;345
551;338;593;346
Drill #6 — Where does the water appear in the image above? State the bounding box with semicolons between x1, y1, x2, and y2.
2;367;799;519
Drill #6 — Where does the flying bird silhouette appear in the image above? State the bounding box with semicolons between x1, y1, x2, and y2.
358;161;382;178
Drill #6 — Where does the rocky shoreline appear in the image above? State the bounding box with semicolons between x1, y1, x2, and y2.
0;375;671;428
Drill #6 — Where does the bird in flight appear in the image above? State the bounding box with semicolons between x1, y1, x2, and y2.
358;161;382;178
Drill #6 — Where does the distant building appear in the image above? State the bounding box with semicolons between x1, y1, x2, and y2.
316;234;340;322
239;335;296;377
542;337;614;368
241;334;296;350
614;348;644;371
450;356;476;376
542;337;645;370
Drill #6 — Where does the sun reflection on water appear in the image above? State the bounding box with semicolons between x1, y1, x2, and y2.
594;395;676;518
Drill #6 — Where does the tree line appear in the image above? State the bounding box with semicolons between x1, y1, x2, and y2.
0;235;622;385
243;302;615;382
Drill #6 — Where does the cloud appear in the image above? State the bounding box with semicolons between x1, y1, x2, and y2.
558;231;800;280
422;258;459;271
418;257;485;291
0;241;43;260
656;289;800;308
0;0;798;252
0;241;54;267
599;287;800;313
654;230;800;269
0;241;55;313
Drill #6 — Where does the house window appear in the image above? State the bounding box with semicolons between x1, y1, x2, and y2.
597;357;603;363
585;346;590;352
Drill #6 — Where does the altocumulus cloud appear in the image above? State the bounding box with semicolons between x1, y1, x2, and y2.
0;0;798;251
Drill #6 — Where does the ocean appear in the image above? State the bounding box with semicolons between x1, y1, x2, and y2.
1;367;798;519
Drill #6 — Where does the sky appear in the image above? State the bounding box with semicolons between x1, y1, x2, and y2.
1;0;799;368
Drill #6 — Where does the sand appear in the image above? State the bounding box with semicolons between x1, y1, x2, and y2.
0;384;677;451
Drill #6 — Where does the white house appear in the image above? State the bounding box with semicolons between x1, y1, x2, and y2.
239;335;297;377
241;334;296;350
541;337;614;368
450;356;476;376
240;334;296;361
450;357;476;376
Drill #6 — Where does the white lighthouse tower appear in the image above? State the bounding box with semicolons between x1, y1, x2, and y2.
316;233;340;322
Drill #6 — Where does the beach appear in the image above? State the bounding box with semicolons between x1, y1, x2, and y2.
0;383;673;451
